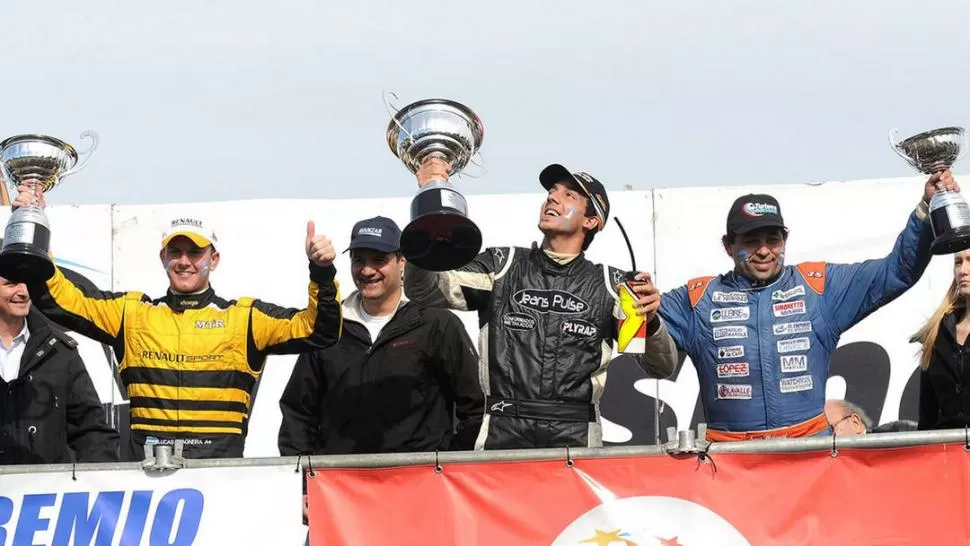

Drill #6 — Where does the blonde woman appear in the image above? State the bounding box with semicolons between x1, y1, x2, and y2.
912;249;970;430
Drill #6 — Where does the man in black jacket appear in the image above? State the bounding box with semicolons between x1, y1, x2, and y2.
0;274;119;464
279;216;484;456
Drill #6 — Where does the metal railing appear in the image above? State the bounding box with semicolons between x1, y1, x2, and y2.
1;425;966;476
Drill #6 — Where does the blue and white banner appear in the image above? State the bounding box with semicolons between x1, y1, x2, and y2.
0;464;305;546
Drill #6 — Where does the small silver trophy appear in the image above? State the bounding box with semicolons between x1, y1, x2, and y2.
890;126;970;255
0;131;99;282
387;98;484;271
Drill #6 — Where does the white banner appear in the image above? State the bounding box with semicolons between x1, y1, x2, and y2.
0;464;305;546
30;174;954;454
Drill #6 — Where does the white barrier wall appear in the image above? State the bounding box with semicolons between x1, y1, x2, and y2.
21;175;949;456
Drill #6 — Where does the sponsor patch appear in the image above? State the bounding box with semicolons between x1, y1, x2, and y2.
780;355;808;373
780;374;814;393
717;362;749;378
772;300;806;318
743;202;779;216
561;318;598;338
773;321;812;336
195;319;225;329
772;285;806;301
712;291;748;304
513;289;589;315
710;307;750;323
503;312;537;331
717;345;745;359
713;326;748;340
777;337;810;353
717;383;753;400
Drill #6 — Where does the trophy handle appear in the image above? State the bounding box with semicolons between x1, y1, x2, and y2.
58;130;100;181
888;128;910;161
382;90;401;116
461;150;488;181
383;90;415;143
959;130;968;162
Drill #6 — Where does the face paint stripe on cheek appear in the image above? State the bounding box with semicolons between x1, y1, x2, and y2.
563;205;576;220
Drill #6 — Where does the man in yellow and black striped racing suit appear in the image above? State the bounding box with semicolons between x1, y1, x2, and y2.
18;195;343;459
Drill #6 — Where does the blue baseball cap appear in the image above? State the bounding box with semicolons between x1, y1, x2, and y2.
345;216;401;253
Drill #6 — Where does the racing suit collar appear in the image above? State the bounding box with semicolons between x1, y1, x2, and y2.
531;242;585;274
165;286;216;312
727;267;788;291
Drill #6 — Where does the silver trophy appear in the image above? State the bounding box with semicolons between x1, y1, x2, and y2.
0;132;99;282
890;126;970;255
387;98;484;271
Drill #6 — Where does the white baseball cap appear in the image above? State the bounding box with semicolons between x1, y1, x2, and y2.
160;217;218;248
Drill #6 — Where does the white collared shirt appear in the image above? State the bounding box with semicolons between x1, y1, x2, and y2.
0;323;29;383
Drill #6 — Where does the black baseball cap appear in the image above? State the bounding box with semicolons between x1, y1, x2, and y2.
539;164;610;231
345;216;401;253
725;194;787;236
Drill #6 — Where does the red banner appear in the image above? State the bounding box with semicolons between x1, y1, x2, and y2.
308;443;970;545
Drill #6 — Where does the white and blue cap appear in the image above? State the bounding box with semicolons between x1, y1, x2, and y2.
345;216;401;253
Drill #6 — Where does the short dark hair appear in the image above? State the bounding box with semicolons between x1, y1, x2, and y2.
582;197;597;250
722;226;788;247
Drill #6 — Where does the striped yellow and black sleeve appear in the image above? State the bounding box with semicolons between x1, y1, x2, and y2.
28;264;142;357
247;262;342;360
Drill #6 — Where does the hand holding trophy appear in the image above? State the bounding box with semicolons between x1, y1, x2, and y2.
0;131;99;282
386;98;484;271
890;126;970;254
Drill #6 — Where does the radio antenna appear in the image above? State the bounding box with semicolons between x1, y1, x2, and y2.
613;217;636;272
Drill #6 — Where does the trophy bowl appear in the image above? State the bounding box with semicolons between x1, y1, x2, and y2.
0;132;98;282
387;99;484;271
386;99;484;174
892;126;964;175
891;126;970;255
0;134;80;193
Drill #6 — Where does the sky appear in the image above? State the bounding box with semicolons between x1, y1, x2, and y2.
3;0;970;206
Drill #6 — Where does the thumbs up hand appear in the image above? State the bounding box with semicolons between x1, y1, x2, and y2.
305;221;336;267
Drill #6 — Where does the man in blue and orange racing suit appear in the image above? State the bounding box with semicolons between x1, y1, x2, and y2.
659;170;958;441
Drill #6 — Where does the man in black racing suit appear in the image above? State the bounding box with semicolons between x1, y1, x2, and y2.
404;159;677;449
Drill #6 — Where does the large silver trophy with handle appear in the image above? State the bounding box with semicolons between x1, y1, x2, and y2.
891;126;970;255
387;98;484;271
0;131;99;282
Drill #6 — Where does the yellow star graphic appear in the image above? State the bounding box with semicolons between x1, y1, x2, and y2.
579;528;638;546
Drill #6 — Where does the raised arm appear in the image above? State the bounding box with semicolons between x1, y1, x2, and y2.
248;223;342;356
28;264;134;351
403;248;505;312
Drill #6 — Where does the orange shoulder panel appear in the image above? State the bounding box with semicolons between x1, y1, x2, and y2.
687;276;715;307
795;261;827;295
